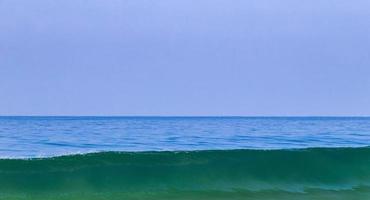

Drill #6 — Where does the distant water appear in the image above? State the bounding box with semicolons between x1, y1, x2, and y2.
0;116;369;158
1;117;370;200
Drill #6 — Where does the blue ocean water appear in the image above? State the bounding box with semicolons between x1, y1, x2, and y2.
0;116;369;158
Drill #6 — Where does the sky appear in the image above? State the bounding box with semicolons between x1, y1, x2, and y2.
0;0;370;116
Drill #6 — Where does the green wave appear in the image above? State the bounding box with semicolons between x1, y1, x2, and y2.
1;148;370;200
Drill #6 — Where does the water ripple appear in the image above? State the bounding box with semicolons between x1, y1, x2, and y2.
0;117;370;158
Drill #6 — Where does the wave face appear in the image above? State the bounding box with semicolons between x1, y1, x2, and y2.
1;148;370;200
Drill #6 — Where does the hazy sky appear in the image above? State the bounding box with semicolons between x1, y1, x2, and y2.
1;0;370;116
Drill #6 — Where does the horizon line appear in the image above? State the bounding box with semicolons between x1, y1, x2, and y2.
1;115;370;118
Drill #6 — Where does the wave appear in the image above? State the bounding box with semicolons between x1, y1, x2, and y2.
1;147;370;199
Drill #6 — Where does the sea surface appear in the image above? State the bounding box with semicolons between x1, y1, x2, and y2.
0;116;370;200
1;116;370;158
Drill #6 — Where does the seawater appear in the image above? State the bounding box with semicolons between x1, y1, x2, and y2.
0;116;369;158
0;117;370;200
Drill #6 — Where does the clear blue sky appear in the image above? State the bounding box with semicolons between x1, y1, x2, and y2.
1;0;369;116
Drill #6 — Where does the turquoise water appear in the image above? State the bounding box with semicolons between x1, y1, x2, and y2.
1;117;370;199
1;148;370;200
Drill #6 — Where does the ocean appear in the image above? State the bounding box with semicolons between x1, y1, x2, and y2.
0;116;369;199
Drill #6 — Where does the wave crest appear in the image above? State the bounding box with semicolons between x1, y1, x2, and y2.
1;148;370;199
